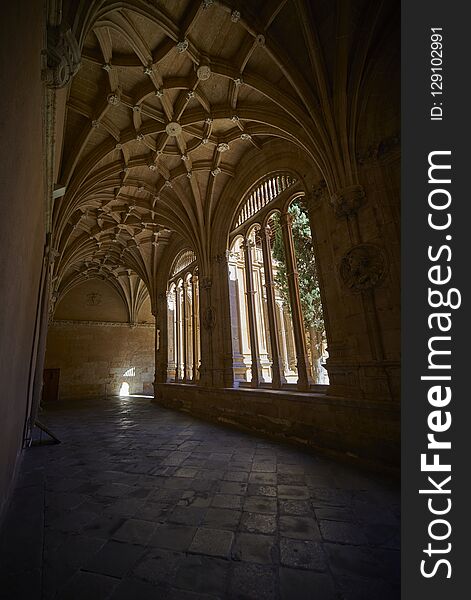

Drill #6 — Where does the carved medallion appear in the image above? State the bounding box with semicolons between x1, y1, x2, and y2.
339;244;387;292
86;292;102;306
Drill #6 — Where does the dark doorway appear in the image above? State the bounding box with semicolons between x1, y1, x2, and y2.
42;369;60;404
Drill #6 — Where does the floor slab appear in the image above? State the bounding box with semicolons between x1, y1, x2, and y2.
0;396;400;599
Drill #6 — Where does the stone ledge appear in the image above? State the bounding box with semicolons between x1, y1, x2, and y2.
50;319;154;329
153;384;400;468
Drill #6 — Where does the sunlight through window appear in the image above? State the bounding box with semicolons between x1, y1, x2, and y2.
119;382;130;396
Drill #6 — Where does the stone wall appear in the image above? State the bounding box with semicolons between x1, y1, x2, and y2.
154;384;399;468
0;0;46;517
45;322;155;399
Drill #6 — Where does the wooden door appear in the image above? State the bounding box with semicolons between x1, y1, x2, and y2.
42;369;60;404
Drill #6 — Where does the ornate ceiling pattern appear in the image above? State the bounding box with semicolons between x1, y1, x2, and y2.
50;0;397;316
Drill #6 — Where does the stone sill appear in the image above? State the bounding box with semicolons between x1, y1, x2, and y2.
156;382;399;413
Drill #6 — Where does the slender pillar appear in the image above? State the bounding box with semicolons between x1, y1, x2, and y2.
260;226;286;388
182;279;188;381
276;300;289;377
242;238;264;386
280;211;313;390
191;274;199;381
174;285;180;381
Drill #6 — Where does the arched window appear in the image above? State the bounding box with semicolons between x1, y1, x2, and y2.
228;175;328;390
167;252;200;383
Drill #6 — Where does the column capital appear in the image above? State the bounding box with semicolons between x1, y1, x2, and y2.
259;225;271;240
43;24;81;88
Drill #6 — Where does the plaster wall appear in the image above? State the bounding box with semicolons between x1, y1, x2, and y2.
0;0;45;515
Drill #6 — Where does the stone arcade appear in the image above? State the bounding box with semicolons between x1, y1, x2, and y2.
0;0;400;598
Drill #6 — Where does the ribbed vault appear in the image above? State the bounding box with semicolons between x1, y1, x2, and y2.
51;0;398;312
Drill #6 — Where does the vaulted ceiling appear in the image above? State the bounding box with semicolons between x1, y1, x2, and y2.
51;0;398;315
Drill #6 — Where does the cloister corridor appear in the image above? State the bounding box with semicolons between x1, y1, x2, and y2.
0;397;399;600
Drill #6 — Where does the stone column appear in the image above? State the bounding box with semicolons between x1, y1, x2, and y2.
174;285;180;381
198;276;214;387
182;279;188;382
276;299;289;378
242;239;264;387
191;274;199;381
259;226;285;388
280;211;313;390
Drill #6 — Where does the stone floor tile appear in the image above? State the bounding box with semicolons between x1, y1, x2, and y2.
314;506;354;522
83;514;126;539
277;473;306;486
320;520;368;546
277;485;310;500
95;482;135;498
279;568;337;600
131;547;181;586
189;527;234;558
165;477;194;490
251;463;276;473
248;472;277;485
103;497;146;517
175;467;200;478
85;539;146;577
47;534;105;570
278;499;313;516
211;494;243;510
0;397;400;599
110;577;169;600
168;506;208;526
56;570;119;600
247;484;277;497
223;471;249;482
239;512;277;535
113;518;156;544
361;522;400;550
174;555;230;596
324;543;382;580
279;516;321;541
228;563;277;600
49;509;98;534
202;508;241;530
232;533;277;565
280;538;327;571
217;481;247;495
149;524;197;550
243;496;277;514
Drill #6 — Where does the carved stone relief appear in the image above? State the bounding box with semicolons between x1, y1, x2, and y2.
339;244;387;292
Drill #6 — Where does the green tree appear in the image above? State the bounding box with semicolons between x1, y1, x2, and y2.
271;201;324;334
271;201;326;381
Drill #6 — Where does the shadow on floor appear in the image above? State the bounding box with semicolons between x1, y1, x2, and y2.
0;396;400;600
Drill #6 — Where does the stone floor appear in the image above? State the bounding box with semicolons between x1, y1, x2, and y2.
0;397;400;599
